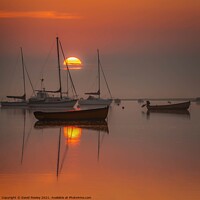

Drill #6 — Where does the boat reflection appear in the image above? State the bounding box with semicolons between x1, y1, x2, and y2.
34;120;109;176
146;109;190;119
34;120;109;133
21;109;26;164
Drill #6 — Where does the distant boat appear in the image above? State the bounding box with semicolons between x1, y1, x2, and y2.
143;101;190;111
34;106;109;121
1;48;28;107
28;37;77;108
78;49;112;106
147;109;190;115
196;97;200;102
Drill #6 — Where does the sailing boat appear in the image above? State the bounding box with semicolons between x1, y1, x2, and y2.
1;48;28;107
78;49;112;106
28;37;77;108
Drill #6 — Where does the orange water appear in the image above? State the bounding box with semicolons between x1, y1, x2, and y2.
0;102;200;200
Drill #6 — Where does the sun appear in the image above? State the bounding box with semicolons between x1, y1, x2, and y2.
63;57;82;70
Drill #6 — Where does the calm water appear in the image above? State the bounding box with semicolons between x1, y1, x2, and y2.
0;102;200;200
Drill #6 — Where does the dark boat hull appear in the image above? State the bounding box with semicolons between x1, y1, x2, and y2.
147;101;190;111
147;109;190;115
34;106;109;121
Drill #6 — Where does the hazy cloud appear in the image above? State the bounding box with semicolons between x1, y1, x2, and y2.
0;11;82;19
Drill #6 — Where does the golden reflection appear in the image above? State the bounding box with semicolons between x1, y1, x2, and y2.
63;126;82;145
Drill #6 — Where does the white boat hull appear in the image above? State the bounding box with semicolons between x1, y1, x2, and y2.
28;99;77;108
1;101;28;107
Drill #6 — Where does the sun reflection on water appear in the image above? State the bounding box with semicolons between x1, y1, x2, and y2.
63;126;82;145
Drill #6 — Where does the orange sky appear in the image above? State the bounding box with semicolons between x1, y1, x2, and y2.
1;0;199;50
0;0;200;98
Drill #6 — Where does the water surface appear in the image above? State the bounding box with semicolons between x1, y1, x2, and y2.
0;102;200;200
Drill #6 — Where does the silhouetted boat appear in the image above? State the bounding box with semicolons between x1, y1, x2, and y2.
1;48;28;107
34;106;109;121
143;101;190;111
28;37;77;108
196;97;200;102
147;109;190;115
78;49;112;106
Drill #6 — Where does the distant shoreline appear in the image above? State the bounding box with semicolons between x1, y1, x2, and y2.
117;98;197;102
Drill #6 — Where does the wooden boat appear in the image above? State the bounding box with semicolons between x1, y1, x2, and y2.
34;106;109;121
78;49;112;106
147;109;190;115
144;101;190;111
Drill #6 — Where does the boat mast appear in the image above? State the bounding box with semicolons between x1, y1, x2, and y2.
97;49;100;98
56;37;62;99
98;51;112;99
20;47;26;100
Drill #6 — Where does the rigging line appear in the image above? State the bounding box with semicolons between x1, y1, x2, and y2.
24;63;35;96
97;131;100;161
40;41;55;79
21;111;36;163
59;40;77;98
64;68;76;97
56;128;62;177
100;132;106;148
68;78;76;97
21;110;26;164
64;70;69;97
85;65;98;93
99;61;112;98
34;41;55;92
59;144;69;174
59;40;78;98
24;116;34;148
